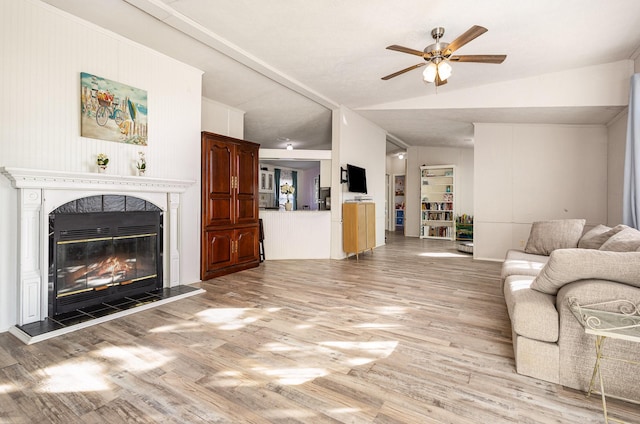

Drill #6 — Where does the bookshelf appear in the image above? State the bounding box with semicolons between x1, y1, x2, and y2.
420;165;455;240
393;174;405;231
456;214;473;241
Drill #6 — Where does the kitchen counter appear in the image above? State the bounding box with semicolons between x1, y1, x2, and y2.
259;210;331;259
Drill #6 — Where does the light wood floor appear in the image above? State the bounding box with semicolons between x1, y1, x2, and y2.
1;233;639;423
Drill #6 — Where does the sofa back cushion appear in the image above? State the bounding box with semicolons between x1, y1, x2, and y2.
524;219;586;256
599;227;640;252
531;248;640;295
578;224;628;249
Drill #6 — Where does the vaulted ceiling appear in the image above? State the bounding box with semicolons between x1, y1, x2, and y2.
43;0;640;152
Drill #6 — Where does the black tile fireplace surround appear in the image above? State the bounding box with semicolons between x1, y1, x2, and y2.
49;195;163;317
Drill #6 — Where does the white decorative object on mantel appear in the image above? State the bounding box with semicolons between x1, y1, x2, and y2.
0;167;195;331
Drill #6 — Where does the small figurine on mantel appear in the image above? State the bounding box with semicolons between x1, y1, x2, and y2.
96;153;109;173
136;151;146;176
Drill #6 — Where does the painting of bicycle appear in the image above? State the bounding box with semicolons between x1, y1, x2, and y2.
80;72;148;145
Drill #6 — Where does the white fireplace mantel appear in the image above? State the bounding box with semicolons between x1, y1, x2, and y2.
0;167;196;328
1;167;194;193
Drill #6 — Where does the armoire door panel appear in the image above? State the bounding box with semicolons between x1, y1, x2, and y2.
204;230;234;273
203;137;235;227
207;197;233;226
236;143;258;224
237;197;257;223
236;145;258;196
206;142;233;195
236;227;259;265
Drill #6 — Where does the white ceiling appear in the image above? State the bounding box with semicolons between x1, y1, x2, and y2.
42;0;640;152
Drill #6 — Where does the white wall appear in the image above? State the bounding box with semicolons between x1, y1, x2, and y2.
404;147;474;237
0;1;203;332
331;107;387;258
386;156;407;175
202;97;245;139
473;123;608;261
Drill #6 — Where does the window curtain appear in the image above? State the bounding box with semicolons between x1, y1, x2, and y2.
292;171;298;210
274;168;281;207
624;73;640;229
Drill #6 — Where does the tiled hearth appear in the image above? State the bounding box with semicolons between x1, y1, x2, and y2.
1;167;203;344
17;285;201;343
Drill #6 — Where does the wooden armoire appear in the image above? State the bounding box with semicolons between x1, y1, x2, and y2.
201;131;260;280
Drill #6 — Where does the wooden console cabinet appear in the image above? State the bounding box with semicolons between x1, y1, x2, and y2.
343;202;375;260
201;131;260;279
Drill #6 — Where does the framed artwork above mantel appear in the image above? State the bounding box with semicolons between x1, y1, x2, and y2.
80;72;148;145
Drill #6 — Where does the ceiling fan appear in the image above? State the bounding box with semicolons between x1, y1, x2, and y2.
382;25;506;86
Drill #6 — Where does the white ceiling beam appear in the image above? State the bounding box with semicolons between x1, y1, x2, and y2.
123;0;340;111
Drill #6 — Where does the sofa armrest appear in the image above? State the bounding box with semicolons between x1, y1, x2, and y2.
503;275;558;342
501;249;549;283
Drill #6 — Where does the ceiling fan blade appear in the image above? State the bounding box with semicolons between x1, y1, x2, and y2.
449;54;506;64
381;63;426;80
446;25;487;53
386;45;426;57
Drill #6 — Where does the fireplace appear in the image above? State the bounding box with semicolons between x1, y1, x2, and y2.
1;167;202;343
49;195;163;316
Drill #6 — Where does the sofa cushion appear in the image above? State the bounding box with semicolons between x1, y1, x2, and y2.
578;224;628;249
599;227;640;252
503;275;559;342
531;248;640;295
524;219;586;256
501;249;549;282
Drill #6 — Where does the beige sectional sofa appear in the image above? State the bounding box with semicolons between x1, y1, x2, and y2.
502;219;640;401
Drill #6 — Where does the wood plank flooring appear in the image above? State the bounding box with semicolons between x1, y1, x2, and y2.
1;232;639;423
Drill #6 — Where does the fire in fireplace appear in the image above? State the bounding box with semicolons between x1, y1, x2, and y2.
48;195;163;316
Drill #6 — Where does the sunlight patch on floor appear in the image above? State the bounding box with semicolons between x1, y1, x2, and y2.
320;340;398;357
260;408;320;418
296;324;314;329
418;252;469;258
149;321;200;333
375;306;408;315
0;383;17;393
253;366;327;385
354;322;402;329
196;308;262;330
261;342;300;352
206;370;247;387
329;407;361;414
97;345;173;372
37;360;110;393
348;357;376;366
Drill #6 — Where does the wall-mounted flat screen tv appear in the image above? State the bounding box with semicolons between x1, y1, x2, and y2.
347;164;367;194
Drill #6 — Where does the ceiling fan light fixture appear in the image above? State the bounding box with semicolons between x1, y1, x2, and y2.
382;25;506;85
422;62;437;83
437;61;452;80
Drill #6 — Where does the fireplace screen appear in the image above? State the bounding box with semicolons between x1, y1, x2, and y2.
56;233;157;297
49;203;163;316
